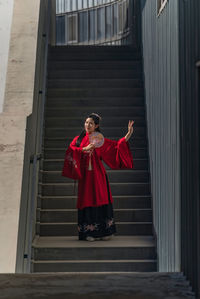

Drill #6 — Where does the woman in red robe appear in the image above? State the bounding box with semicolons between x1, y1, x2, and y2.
62;113;134;241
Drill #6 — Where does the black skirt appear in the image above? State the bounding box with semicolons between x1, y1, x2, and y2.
78;202;116;240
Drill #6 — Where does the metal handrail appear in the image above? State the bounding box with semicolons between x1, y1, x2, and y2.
25;0;51;273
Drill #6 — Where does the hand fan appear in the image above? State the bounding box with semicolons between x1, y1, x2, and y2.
89;132;104;148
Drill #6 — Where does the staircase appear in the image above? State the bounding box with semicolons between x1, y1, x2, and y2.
31;46;157;272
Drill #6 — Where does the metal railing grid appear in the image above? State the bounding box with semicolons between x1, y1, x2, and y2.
56;0;133;45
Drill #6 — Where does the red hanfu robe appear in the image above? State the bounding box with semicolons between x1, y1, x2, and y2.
62;132;133;210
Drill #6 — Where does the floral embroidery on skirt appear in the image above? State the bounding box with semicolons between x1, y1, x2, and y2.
78;203;116;240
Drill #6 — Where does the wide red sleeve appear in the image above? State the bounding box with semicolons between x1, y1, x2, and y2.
101;137;134;169
62;136;83;180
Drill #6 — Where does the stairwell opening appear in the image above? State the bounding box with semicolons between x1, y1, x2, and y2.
16;0;157;274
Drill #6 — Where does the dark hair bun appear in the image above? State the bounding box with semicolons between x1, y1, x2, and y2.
89;113;102;122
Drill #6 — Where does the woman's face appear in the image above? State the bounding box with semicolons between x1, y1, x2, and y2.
84;118;99;134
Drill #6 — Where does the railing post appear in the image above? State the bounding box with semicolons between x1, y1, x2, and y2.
24;155;39;273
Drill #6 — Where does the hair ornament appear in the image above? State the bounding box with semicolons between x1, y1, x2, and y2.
90;113;102;121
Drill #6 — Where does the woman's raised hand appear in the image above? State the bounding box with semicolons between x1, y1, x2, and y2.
128;120;134;134
125;120;135;142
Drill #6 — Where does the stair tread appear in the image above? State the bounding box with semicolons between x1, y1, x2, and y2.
40;170;149;173
49;60;141;63
47;78;142;81
39;182;150;186
47;88;143;90
38;195;151;198
38;208;152;211
32;235;155;248
43;147;147;150
32;259;156;263
44;126;146;129
44;137;146;140
42;158;147;161
45;115;144;118
50;45;138;48
46;105;144;109
43;148;147;152
46;96;144;99
37;222;152;224
45;139;147;140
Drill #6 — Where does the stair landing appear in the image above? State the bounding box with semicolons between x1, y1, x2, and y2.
0;273;195;298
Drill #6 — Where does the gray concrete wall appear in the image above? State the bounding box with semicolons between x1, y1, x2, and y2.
0;0;14;112
141;0;181;271
0;0;40;272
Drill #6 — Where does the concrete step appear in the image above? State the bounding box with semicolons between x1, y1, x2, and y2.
38;209;152;223
47;79;143;89
49;56;141;62
48;54;141;61
39;182;150;196
45;116;146;128
31;259;157;273
48;60;142;71
46;97;144;107
36;222;153;236
48;52;141;61
41;158;148;171
3;272;195;297
45;106;144;118
49;45;139;53
38;195;152;210
47;87;144;97
43;137;147;148
32;236;156;260
39;170;150;183
43;147;147;159
48;69;142;79
44;126;146;138
49;46;140;54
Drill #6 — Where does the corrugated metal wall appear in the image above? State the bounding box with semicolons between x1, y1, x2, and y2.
140;0;181;271
179;0;200;295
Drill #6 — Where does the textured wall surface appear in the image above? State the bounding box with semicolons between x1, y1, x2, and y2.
0;0;14;112
141;0;181;271
0;0;40;272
